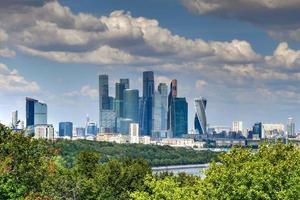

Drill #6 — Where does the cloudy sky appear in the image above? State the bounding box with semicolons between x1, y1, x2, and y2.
1;0;300;130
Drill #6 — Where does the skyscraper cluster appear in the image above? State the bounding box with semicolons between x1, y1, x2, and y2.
98;71;190;138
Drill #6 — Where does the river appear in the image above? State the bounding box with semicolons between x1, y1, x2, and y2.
152;164;209;177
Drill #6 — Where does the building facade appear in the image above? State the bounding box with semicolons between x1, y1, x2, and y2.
26;97;47;127
59;122;73;137
34;124;54;140
194;98;207;135
287;117;296;137
124;89;139;123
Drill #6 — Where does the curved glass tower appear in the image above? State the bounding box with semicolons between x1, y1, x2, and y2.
194;98;207;135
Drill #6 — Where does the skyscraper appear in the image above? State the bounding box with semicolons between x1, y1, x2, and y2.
232;121;243;133
12;110;18;129
287;117;296;137
26;97;47;127
115;82;126;117
99;75;109;127
152;83;168;136
194;98;207;135
124;89;139;122
140;71;154;135
167;80;188;138
59;122;73;137
120;78;130;89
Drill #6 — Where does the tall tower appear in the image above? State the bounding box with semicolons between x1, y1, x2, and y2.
153;83;168;135
287;117;296;137
194;98;207;135
120;78;130;89
99;75;109;127
141;71;154;135
115;82;126;117
167;79;177;131
124;89;139;122
26;97;47;128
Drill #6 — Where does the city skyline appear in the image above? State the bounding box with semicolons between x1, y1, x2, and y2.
1;0;300;130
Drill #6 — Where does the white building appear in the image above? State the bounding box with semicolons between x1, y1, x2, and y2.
262;123;285;139
287;117;296;137
232;121;243;133
34;124;54;140
130;123;139;143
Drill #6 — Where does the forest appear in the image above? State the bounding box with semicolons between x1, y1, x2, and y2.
1;124;300;200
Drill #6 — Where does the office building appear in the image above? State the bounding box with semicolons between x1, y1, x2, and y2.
168;79;189;138
152;83;168;136
99;75;110;127
140;71;154;135
115;82;126;117
75;127;85;137
59;122;73;137
86;122;97;136
100;110;116;133
287;117;296;137
124;89;139;122
194;98;207;135
11;110;19;129
130;123;139;143
262;123;285;139
34;124;54;140
26;97;47;127
252;122;262;139
232;121;243;133
119;118;133;134
120;78;129;89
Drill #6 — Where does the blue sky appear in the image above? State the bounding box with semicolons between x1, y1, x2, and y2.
1;0;300;131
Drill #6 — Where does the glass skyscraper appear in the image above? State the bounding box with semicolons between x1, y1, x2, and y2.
287;117;296;137
99;75;110;127
194;98;207;135
26;97;47;127
59;122;73;137
120;78;129;89
124;89;139;123
152;83;168;136
115;82;126;117
100;110;116;133
167;80;188;138
140;71;154;135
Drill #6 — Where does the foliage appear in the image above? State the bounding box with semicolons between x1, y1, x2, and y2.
52;139;220;167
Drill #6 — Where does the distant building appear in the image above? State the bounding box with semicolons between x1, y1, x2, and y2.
252;122;262;139
119;118;133;134
232;121;243;133
26;97;47;127
59;122;73;137
194;98;207;135
167;80;188;138
124;89;139;123
99;75;110;127
152;83;168;137
287;117;296;137
34;124;54;140
120;78;130;89
75;127;85;137
115;82;126;117
130;123;139;143
11;110;19;129
140;71;154;136
100;110;116;133
262;123;285;139
86;122;97;136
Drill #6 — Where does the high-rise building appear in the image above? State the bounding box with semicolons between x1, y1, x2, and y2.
194;98;207;135
171;97;188;138
130;123;139;143
120;78;130;89
252;122;262;139
100;110;116;133
124;89;139;122
152;83;168;136
167;80;177;131
59;122;73;137
86;122;97;136
115;82;126;117
232;121;243;133
140;71;154;135
26;97;47;127
12;110;19;129
119;118;133;134
34;124;54;140
287;117;296;137
99;75;110;126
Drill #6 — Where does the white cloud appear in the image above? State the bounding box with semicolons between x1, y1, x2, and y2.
265;42;300;68
64;85;98;99
195;80;207;90
0;48;16;58
0;63;40;93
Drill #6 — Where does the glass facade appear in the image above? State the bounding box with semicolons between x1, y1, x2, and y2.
87;122;97;136
194;98;207;135
100;110;116;133
141;71;154;135
26;97;47;127
172;97;188;138
124;89;139;122
99;75;109;127
59;122;73;137
115;82;126;117
120;78;129;89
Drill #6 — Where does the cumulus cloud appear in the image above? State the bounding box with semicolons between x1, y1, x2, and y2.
0;63;40;93
195;80;207;90
182;0;300;42
0;29;15;58
0;1;262;65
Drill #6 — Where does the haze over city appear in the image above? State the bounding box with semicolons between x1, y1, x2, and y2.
1;0;300;131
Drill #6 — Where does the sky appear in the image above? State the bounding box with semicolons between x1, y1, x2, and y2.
1;0;300;131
